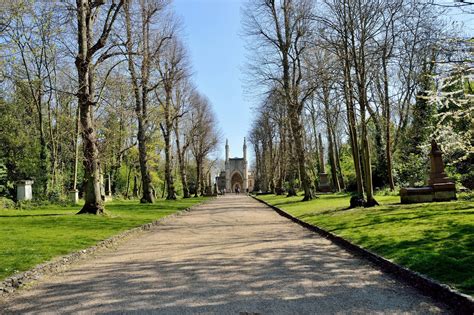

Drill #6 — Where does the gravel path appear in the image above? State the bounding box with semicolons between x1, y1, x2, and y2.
1;195;449;314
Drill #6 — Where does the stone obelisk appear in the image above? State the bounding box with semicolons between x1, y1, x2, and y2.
318;133;331;192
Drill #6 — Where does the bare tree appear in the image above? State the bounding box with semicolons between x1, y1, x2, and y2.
244;0;317;201
124;0;170;203
75;0;124;214
173;79;194;198
189;93;219;197
156;38;189;200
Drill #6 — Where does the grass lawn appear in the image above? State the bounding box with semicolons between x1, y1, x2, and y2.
0;197;206;281
258;193;474;296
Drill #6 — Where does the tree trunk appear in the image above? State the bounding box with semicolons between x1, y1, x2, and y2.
125;164;131;198
288;110;312;200
75;0;103;214
275;123;286;195
382;54;395;190
133;174;138;198
72;105;80;191
268;132;275;193
327;129;341;192
76;89;103;214
343;63;364;199
124;1;154;203
333;132;345;190
195;157;202;197
353;54;378;206
164;131;176;200
163;90;176;200
175;127;190;198
137;124;154;203
286;123;297;197
38;97;48;195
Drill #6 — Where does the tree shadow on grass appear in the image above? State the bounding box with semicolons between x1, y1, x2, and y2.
347;222;474;296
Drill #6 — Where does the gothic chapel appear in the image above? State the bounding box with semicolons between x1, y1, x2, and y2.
217;138;254;193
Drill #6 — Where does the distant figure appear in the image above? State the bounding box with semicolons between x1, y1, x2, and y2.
223;188;226;195
237;187;240;194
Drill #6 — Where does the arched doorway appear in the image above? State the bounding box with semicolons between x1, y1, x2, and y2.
231;172;243;193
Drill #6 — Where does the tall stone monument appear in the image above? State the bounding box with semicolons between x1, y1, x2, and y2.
428;140;457;201
400;140;456;203
318;134;331;193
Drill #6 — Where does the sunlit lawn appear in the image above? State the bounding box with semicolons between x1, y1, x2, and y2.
258;193;474;296
0;197;206;281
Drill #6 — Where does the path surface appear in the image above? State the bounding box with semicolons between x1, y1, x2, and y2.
2;195;448;314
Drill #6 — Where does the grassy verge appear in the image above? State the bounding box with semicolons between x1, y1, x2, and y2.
258;193;474;296
0;197;206;281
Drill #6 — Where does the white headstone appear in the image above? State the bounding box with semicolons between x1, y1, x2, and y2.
69;189;79;204
17;180;34;201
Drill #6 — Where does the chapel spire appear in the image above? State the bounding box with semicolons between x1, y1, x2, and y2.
225;138;229;162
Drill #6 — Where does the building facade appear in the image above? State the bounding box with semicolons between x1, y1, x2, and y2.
216;138;254;193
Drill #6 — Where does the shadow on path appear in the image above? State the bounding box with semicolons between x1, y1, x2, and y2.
1;195;449;314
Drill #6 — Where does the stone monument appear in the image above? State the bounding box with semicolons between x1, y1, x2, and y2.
16;180;34;201
69;189;79;204
318;134;331;193
400;140;456;203
428;140;457;201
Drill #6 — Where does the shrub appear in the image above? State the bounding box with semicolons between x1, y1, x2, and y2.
394;153;428;187
375;187;400;196
0;197;15;209
458;191;474;201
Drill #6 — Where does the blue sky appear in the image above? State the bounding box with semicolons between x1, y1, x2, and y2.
173;0;249;159
172;0;473;162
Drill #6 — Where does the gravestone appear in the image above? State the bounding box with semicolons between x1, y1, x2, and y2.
428;140;456;201
105;173;113;202
318;134;331;192
16;180;34;201
400;140;456;203
69;189;79;204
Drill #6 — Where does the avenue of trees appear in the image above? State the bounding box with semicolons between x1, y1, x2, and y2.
0;0;220;214
245;0;473;205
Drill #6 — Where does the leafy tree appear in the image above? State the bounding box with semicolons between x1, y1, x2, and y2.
0;159;7;196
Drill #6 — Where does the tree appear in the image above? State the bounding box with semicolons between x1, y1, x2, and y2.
1;1;66;195
75;0;124;214
189;93;219;197
156;38;189;200
244;0;316;201
124;0;168;203
173;79;194;198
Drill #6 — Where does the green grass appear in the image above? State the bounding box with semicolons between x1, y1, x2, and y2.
0;197;206;281
258;193;474;296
